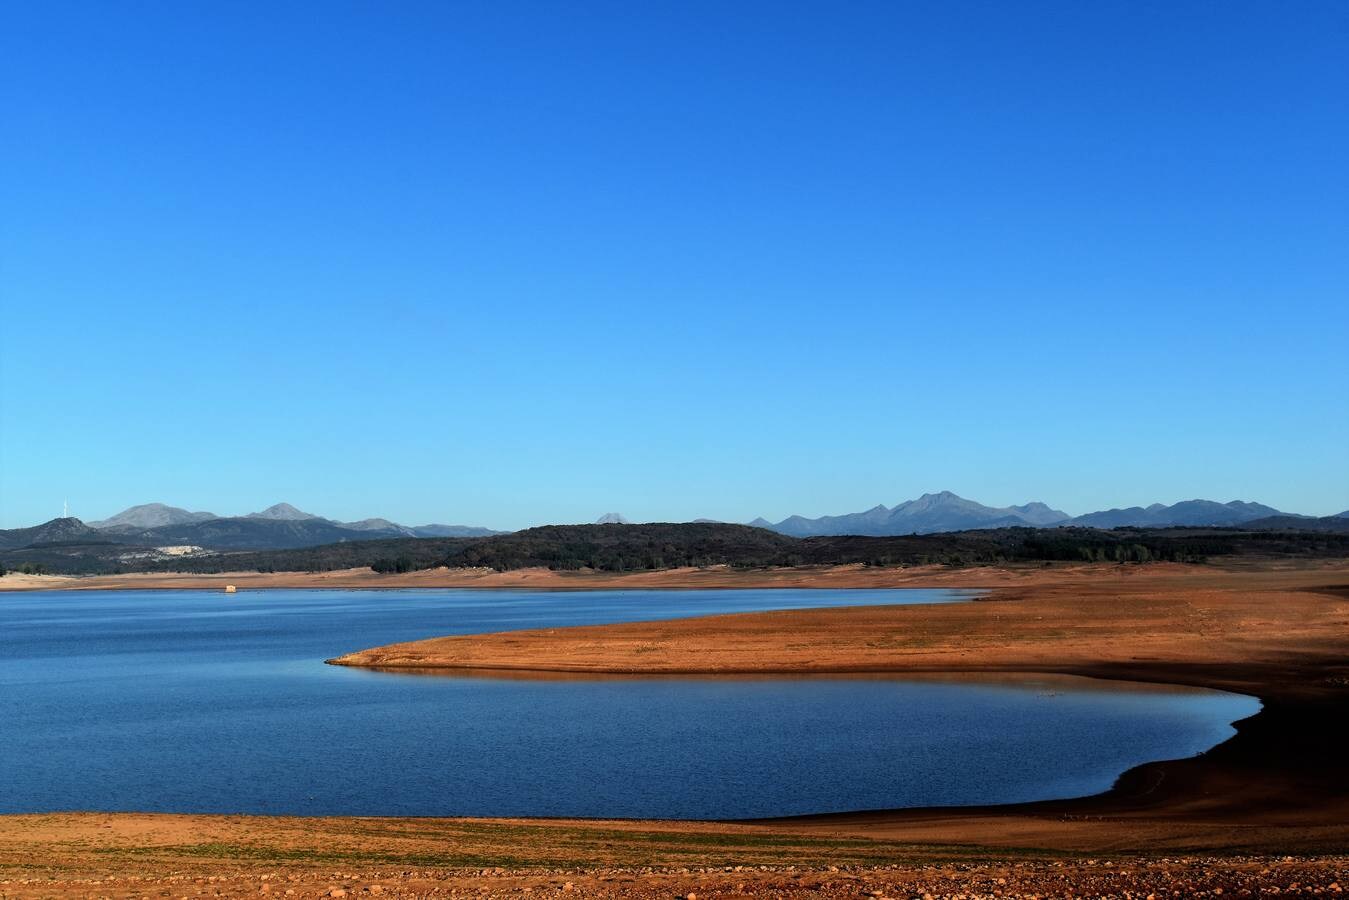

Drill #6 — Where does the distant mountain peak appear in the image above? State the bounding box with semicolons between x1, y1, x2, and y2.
247;503;320;521
91;503;218;530
595;513;631;525
757;491;1070;537
754;493;1296;537
1066;499;1286;529
0;516;102;551
340;517;410;534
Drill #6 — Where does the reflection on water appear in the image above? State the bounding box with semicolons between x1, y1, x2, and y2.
0;588;1258;819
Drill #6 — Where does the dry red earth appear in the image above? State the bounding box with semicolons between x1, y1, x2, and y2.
0;813;1345;899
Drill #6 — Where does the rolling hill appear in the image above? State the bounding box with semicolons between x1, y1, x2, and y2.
1242;515;1349;533
0;517;105;551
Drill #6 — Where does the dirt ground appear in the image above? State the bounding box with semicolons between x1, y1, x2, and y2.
0;813;1345;898
329;561;1348;683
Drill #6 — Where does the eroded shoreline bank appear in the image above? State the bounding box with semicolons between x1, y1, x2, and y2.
326;561;1349;853
0;559;1215;592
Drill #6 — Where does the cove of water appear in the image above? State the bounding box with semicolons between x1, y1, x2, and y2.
0;588;1257;819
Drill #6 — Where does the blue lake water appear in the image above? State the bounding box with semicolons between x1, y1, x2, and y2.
0;588;1258;819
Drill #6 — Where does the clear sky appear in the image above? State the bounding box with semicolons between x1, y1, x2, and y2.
2;1;1346;530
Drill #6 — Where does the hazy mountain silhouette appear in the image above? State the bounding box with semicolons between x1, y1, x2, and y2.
1068;500;1285;528
246;502;320;521
406;523;502;538
752;493;1305;536
756;491;1070;536
90;503;217;530
82;501;500;548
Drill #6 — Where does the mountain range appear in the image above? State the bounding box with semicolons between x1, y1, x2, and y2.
0;516;109;552
75;502;500;550
4;494;1345;557
750;491;1311;537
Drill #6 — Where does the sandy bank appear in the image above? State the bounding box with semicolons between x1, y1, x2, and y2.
0;559;1230;592
329;563;1346;685
329;562;1349;853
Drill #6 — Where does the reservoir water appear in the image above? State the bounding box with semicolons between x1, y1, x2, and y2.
0;588;1258;819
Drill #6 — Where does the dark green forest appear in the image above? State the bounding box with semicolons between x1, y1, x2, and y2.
5;521;1347;577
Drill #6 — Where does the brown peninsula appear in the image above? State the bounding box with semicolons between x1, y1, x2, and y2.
330;560;1349;854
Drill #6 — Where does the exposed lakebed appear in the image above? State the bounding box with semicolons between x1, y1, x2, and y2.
0;588;1258;818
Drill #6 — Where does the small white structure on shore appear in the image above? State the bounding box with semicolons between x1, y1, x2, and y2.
224;584;237;593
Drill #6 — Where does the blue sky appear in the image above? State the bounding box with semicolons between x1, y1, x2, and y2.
2;1;1346;529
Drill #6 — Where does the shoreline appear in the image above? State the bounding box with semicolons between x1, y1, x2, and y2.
3;559;1347;896
326;561;1349;853
331;657;1281;843
0;559;1227;592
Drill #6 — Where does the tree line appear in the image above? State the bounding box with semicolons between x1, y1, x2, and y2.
4;522;1347;577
